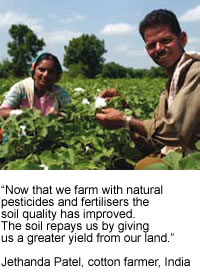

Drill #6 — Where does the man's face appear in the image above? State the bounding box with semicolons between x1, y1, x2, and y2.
144;25;187;72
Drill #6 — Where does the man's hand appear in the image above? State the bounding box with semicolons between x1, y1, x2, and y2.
99;88;119;102
96;108;126;129
99;88;130;109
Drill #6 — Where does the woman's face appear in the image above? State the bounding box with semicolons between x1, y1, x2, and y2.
33;59;60;91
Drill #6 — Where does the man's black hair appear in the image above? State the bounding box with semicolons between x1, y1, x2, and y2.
139;9;182;40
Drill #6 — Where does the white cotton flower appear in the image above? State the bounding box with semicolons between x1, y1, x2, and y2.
82;98;90;105
40;164;49;170
20;125;27;136
95;97;107;109
85;145;90;152
74;87;85;92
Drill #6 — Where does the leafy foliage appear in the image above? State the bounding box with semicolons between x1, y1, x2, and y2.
102;62;127;78
7;24;45;77
0;59;14;78
101;63;167;79
0;107;136;170
0;76;199;170
63;34;107;78
145;150;200;170
0;77;19;98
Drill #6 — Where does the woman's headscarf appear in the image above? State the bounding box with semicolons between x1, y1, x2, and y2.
29;52;63;77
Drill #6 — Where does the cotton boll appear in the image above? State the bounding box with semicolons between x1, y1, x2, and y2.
82;98;90;105
74;87;85;92
20;125;27;136
95;97;107;109
40;164;48;170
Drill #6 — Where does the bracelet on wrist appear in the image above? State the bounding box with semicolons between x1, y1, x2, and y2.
124;116;132;130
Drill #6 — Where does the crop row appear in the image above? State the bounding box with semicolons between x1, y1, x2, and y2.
0;76;199;170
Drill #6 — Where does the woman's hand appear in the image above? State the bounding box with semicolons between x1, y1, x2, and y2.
0;108;22;118
0;108;11;118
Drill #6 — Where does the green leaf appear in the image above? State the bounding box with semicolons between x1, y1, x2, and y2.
144;162;168;170
4;159;42;170
179;153;200;170
195;140;200;151
163;152;182;170
66;148;76;165
40;150;58;166
0;143;10;158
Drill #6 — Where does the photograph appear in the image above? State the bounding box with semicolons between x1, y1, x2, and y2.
0;0;200;170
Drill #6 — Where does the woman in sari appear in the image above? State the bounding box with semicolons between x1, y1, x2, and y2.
0;52;70;117
0;52;70;141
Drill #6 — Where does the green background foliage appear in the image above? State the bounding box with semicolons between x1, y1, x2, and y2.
63;34;106;78
4;24;45;78
0;23;167;80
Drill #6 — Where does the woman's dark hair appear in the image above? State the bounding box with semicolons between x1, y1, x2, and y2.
35;53;63;74
139;9;182;40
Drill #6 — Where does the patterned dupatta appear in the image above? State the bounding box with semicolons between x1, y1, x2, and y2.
161;51;200;155
21;77;61;111
168;51;200;107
